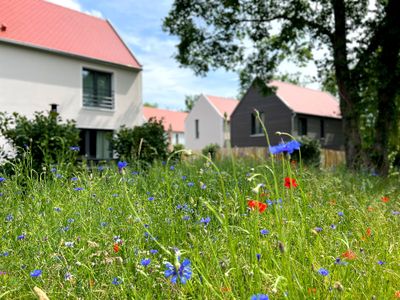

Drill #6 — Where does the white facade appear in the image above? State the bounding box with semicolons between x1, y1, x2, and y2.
185;95;224;150
0;42;143;159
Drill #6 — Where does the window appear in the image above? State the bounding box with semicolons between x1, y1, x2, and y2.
175;133;179;145
79;129;113;159
82;68;113;109
320;119;325;138
195;119;199;139
251;111;264;135
298;117;307;136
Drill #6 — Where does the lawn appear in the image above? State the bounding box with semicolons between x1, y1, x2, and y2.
0;154;399;299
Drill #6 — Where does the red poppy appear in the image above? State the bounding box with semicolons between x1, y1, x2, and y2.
341;249;357;260
307;287;317;294
247;200;267;213
381;196;389;203
366;227;372;237
113;243;119;253
284;177;298;188
395;291;400;298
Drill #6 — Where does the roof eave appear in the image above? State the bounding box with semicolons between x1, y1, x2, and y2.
0;38;142;71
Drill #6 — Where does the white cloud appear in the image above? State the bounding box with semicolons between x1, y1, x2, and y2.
45;0;103;18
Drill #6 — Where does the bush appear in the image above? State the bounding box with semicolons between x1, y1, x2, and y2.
0;111;80;171
202;143;221;160
112;117;169;164
291;136;321;167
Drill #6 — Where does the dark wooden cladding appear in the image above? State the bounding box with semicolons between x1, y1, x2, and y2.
231;84;293;147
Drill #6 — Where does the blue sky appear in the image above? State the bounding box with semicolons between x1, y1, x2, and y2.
47;0;317;110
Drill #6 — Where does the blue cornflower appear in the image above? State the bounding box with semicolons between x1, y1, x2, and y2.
98;166;104;172
330;224;337;229
100;222;107;227
54;207;61;212
56;174;62;179
50;168;57;173
187;182;194;187
1;252;9;257
17;234;25;240
64;241;74;247
269;140;301;155
338;211;344;217
141;258;151;267
392;211;400;215
30;269;42;277
148;196;155;201
181;175;187;180
201;183;207;190
0;177;6;183
334;257;348;265
64;272;72;281
164;258;192;284
377;260;385;265
67;218;75;223
117;161;128;171
256;253;261;262
182;215;190;221
112;277;122;285
69;146;80;151
71;177;78;181
314;227;323;232
169;165;175;171
74;187;83;191
150;249;158;255
251;294;269;300
5;214;13;222
266;199;273;206
200;217;211;226
318;268;329;276
260;229;270;235
62;226;70;232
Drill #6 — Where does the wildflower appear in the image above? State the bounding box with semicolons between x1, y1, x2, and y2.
308;288;317;294
395;291;400;298
377;260;385;265
148;196;155;201
17;234;26;240
335;257;348;265
284;177;298;188
392;211;400;215
0;177;6;183
150;249;158;255
164;258;192;284
54;207;61;212
71;177;78;181
112;277;122;285
74;187;83;191
100;222;107;227
260;229;270;235
341;249;357;260
330;224;337;229
182;215;190;221
381;196;389;203
333;281;344;291
64;242;74;248
169;165;175;171
314;227;323;232
338;211;344;217
30;269;42;277
69;146;80;151
5;214;13;222
366;227;372;237
269;140;301;155
117;161;128;170
318;268;329;276
1;252;9;257
250;294;269;300
67;218;75;223
256;253;261;262
200;217;211;226
113;243;120;253
201;183;207;190
247;200;267;213
64;272;72;281
141;258;151;267
187;182;194;187
62;226;70;232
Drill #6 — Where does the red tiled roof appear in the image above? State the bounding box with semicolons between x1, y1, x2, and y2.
143;107;188;133
269;81;341;119
205;95;238;120
0;0;141;69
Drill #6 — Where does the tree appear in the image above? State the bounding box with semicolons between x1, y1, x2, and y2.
163;0;400;175
184;94;201;112
144;102;159;108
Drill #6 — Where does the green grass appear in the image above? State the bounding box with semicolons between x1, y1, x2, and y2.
0;155;399;299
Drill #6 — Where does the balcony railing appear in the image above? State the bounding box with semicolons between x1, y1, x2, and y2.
83;91;114;110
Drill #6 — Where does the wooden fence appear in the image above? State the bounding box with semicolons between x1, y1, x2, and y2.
216;147;345;168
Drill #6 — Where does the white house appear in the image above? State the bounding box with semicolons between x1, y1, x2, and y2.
143;107;188;147
185;94;238;150
0;0;143;160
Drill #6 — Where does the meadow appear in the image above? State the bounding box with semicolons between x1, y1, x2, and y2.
0;153;399;299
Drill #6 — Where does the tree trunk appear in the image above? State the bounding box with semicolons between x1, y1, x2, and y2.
373;0;400;176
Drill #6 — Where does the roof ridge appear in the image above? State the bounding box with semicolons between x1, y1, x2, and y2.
205;94;238;101
271;80;336;98
43;0;105;20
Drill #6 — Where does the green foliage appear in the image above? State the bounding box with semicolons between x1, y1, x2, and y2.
184;94;200;112
143;102;159;108
112;117;169;164
0;111;80;171
202;143;221;160
291;136;321;167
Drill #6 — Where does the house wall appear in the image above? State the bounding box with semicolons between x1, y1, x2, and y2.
185;95;224;150
0;42;143;131
294;114;344;150
231;85;293;147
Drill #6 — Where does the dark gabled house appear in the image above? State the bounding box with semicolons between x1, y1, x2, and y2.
230;80;344;150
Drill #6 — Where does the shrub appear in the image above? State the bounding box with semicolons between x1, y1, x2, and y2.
0;111;80;171
202;143;221;160
112;117;169;164
291;136;321;167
